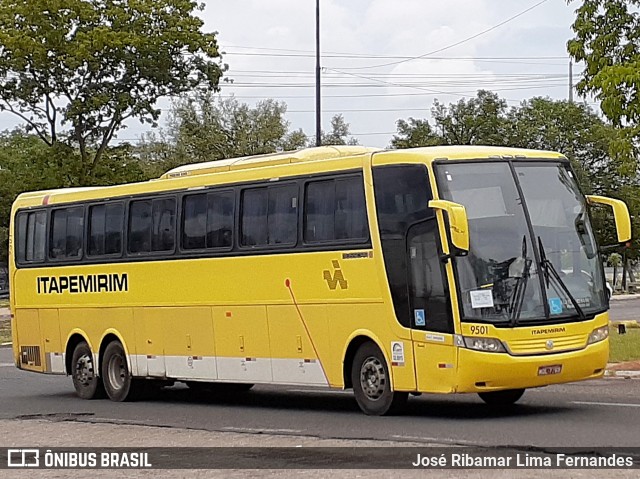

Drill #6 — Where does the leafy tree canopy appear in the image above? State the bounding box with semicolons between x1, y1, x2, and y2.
320;114;359;146
0;0;224;184
567;0;640;131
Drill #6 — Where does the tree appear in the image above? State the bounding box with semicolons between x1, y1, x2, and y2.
321;114;359;146
0;0;224;185
165;94;305;168
567;0;640;130
567;0;640;175
0;129;148;262
390;90;509;148
390;92;640;262
390;118;442;149
431;90;509;145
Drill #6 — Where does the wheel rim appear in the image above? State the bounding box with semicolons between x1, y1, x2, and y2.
107;353;126;391
74;354;95;387
359;356;386;400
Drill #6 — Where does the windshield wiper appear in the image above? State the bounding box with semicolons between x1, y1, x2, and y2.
509;236;532;325
537;236;586;320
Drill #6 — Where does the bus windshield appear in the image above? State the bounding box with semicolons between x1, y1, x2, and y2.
435;161;606;324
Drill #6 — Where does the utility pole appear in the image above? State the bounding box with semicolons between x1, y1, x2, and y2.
569;60;574;103
315;0;322;147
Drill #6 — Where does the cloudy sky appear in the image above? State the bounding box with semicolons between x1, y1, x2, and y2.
0;0;590;148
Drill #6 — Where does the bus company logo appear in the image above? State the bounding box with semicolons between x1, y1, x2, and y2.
7;449;39;468
323;260;348;290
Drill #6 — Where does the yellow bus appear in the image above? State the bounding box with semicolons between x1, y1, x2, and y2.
8;145;631;415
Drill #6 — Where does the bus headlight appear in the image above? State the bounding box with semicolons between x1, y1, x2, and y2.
462;336;506;353
588;325;609;344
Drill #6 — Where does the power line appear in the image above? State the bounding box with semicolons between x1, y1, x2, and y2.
335;0;551;71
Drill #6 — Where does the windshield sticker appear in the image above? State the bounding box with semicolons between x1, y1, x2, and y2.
549;297;563;315
414;309;426;326
470;290;494;309
391;342;405;366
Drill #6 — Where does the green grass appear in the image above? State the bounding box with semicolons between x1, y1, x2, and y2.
609;326;640;363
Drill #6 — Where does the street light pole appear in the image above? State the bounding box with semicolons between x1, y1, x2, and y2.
315;0;321;147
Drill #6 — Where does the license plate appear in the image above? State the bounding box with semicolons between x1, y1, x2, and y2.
538;365;562;376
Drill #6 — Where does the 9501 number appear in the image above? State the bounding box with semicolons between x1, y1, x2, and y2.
470;325;489;335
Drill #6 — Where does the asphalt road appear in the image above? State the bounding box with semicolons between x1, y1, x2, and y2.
609;296;640;322
2;347;640;450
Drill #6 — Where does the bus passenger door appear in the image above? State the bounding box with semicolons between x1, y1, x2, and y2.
408;219;458;393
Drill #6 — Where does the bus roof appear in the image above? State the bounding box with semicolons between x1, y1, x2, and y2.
12;145;565;209
160;145;377;179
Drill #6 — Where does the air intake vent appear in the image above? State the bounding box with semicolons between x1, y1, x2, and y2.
20;346;41;366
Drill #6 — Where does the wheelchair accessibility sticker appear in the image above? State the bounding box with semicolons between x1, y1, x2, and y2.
549;297;563;315
414;309;426;326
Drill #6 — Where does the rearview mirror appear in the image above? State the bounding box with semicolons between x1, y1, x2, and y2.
586;195;632;244
428;199;469;252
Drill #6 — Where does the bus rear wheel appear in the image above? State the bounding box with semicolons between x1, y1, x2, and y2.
71;341;105;400
478;388;525;406
101;341;140;402
351;342;407;416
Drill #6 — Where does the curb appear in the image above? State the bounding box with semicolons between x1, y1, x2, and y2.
605;370;640;379
610;294;640;301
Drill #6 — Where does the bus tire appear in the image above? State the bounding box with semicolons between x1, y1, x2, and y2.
351;342;408;416
478;388;525;406
101;341;139;402
71;341;105;400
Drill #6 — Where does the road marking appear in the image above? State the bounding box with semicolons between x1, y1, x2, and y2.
0;363;14;367
222;427;303;434
573;401;640;408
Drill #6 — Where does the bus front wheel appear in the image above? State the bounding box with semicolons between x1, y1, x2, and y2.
478;388;525;406
351;342;408;416
71;341;105;400
102;341;139;402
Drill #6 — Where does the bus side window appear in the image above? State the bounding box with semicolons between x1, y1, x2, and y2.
304;180;335;242
18;210;46;263
183;194;207;250
128;200;152;253
152;198;176;252
50;207;84;260
336;177;367;240
241;188;268;246
268;185;297;245
207;191;234;248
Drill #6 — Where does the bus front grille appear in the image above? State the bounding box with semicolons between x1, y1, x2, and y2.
20;346;41;366
506;334;588;355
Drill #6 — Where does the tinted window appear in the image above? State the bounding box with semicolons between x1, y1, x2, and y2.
207;191;234;248
152;198;176;252
182;191;234;250
50;207;84;259
89;203;123;256
128;198;176;254
241;189;268;246
182;194;207;249
17;211;46;263
305;181;334;242
336;177;367;239
304;176;368;243
128;200;152;253
373;164;433;327
268;185;297;245
373;164;433;238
